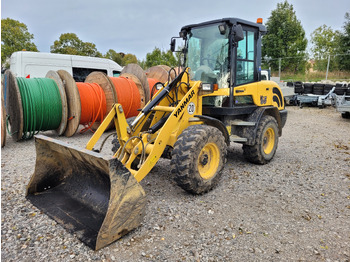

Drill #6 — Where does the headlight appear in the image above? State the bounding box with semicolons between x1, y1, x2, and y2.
201;83;218;92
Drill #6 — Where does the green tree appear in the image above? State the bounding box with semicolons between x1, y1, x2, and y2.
310;25;341;71
1;18;38;64
50;33;102;57
337;12;350;71
142;47;178;69
105;49;124;65
262;1;308;73
104;49;137;66
122;53;138;65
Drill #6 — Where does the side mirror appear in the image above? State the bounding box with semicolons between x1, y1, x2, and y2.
170;38;176;52
233;24;244;42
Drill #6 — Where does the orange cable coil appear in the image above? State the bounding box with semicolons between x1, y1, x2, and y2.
109;76;141;118
147;78;159;98
76;82;107;132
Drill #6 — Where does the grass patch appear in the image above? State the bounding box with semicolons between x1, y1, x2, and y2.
271;71;350;82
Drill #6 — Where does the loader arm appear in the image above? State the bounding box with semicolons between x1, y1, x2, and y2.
125;80;203;182
86;104;130;151
88;69;204;183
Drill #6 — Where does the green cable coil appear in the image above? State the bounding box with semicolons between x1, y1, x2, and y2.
16;77;62;139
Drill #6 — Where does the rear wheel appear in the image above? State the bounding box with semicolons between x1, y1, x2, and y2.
243;115;279;164
170;125;227;194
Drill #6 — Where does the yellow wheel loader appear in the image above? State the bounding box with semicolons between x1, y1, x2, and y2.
26;18;287;250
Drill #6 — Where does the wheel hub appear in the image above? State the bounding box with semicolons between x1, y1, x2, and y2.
263;127;275;155
200;154;209;166
197;143;220;180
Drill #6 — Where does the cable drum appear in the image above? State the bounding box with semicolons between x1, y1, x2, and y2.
56;70;82;137
16;77;63;139
147;78;159;98
85;70;149;126
109;76;141;118
145;65;176;84
76;82;107;133
121;63;150;103
4;70;68;141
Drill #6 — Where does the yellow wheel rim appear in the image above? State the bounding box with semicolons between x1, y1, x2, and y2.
197;142;220;180
263;127;275;155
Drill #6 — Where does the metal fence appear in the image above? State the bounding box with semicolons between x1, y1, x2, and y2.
262;52;350;81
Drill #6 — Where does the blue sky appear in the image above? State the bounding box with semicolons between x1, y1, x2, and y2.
2;0;349;60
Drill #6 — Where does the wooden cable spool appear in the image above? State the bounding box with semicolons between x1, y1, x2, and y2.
85;70;148;120
121;64;150;103
85;71;117;130
145;65;176;84
4;70;23;141
85;72;116;113
147;78;159;98
120;73;146;108
76;82;107;133
56;70;81;137
4;70;68;141
45;71;68;136
108;76;141;118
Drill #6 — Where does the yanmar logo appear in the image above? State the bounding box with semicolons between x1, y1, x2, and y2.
174;90;195;118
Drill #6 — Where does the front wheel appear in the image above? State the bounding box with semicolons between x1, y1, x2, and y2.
170;125;227;194
243;115;279;164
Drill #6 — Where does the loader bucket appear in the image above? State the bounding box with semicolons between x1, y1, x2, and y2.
26;135;146;250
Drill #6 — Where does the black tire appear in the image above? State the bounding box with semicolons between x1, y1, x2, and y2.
323;84;333;95
335;87;347;95
111;117;136;154
303;83;313;94
243;115;279;165
313;83;324;95
170;125;227;194
294;82;303;94
341;112;350;119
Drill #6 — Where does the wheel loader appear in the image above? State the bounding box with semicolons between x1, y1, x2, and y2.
26;17;287;250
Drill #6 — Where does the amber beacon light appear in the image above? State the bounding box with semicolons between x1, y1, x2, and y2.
257;18;263;24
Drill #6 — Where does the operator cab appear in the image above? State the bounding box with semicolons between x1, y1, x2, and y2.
171;18;267;108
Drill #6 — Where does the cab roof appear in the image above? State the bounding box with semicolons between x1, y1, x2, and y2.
180;17;267;34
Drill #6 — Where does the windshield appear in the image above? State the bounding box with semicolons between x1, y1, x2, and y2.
185;23;230;89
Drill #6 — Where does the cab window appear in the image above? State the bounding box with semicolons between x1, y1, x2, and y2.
186;23;230;89
236;30;255;85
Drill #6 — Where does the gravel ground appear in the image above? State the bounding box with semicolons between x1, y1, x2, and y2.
1;106;350;262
